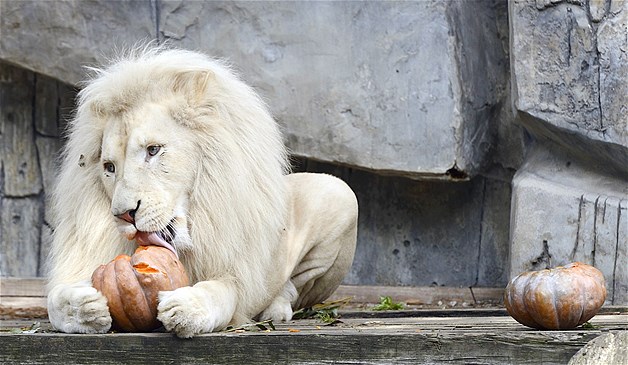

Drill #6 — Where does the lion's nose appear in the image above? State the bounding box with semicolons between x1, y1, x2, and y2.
115;200;140;224
116;209;136;224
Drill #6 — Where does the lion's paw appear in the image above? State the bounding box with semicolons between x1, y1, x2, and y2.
259;296;293;322
157;286;223;338
47;281;112;334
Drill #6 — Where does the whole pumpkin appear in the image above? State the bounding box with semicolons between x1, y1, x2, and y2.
504;262;606;330
91;246;189;332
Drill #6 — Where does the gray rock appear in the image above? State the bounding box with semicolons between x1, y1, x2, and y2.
597;6;628;144
160;0;510;179
0;63;42;197
1;0;513;180
0;197;42;277
0;0;156;85
510;0;628;175
568;331;628;365
39;224;53;277
508;0;627;305
510;144;628;304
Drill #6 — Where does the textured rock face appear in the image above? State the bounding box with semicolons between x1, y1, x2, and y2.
4;0;625;300
0;0;518;287
0;65;75;276
0;0;156;85
160;0;509;179
510;0;628;174
509;0;627;304
0;0;511;180
568;331;628;365
510;145;627;304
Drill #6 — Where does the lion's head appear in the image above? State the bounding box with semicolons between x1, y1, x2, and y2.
48;46;289;289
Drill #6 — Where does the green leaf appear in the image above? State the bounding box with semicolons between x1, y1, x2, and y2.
580;322;598;330
372;296;404;311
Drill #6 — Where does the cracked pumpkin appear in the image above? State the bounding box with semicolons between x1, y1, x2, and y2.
92;246;189;332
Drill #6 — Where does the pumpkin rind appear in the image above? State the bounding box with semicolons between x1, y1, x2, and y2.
91;246;189;332
504;262;606;330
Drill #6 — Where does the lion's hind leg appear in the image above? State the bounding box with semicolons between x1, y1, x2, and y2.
259;280;298;322
285;173;358;310
290;215;358;309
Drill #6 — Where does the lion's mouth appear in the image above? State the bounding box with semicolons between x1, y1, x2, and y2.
135;221;178;258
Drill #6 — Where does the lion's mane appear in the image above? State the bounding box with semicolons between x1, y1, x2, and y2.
47;46;290;319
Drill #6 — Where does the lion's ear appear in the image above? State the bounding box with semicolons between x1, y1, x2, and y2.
172;71;213;106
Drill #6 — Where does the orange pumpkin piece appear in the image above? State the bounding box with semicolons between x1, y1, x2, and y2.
92;246;189;332
504;262;606;330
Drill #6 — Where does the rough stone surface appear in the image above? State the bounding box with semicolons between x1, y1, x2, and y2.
0;60;515;288
160;0;511;179
0;197;42;276
568;331;628;365
509;0;627;304
0;63;41;197
295;158;512;287
0;62;72;277
0;0;623;300
0;0;520;289
0;0;513;180
510;0;628;175
0;0;156;86
510;144;627;305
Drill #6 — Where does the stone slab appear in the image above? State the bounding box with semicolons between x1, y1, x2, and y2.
160;0;510;179
0;63;41;197
510;144;628;304
0;0;156;85
0;0;513;179
510;0;628;174
0;197;42;277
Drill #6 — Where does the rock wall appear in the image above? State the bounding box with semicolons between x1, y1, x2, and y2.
0;0;625;301
0;64;76;276
0;0;518;288
509;0;627;304
1;0;514;180
0;60;514;288
159;1;512;179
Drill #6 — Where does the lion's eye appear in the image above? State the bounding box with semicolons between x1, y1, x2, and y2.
103;162;115;174
147;145;161;157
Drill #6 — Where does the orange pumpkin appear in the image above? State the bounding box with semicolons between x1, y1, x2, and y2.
91;246;189;332
504;262;606;330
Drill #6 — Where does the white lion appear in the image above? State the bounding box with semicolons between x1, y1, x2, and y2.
46;46;358;338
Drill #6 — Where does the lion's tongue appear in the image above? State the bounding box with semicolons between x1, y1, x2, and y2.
135;231;178;258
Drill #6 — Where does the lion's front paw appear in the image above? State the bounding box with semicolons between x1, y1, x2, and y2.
157;286;224;338
47;282;112;334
